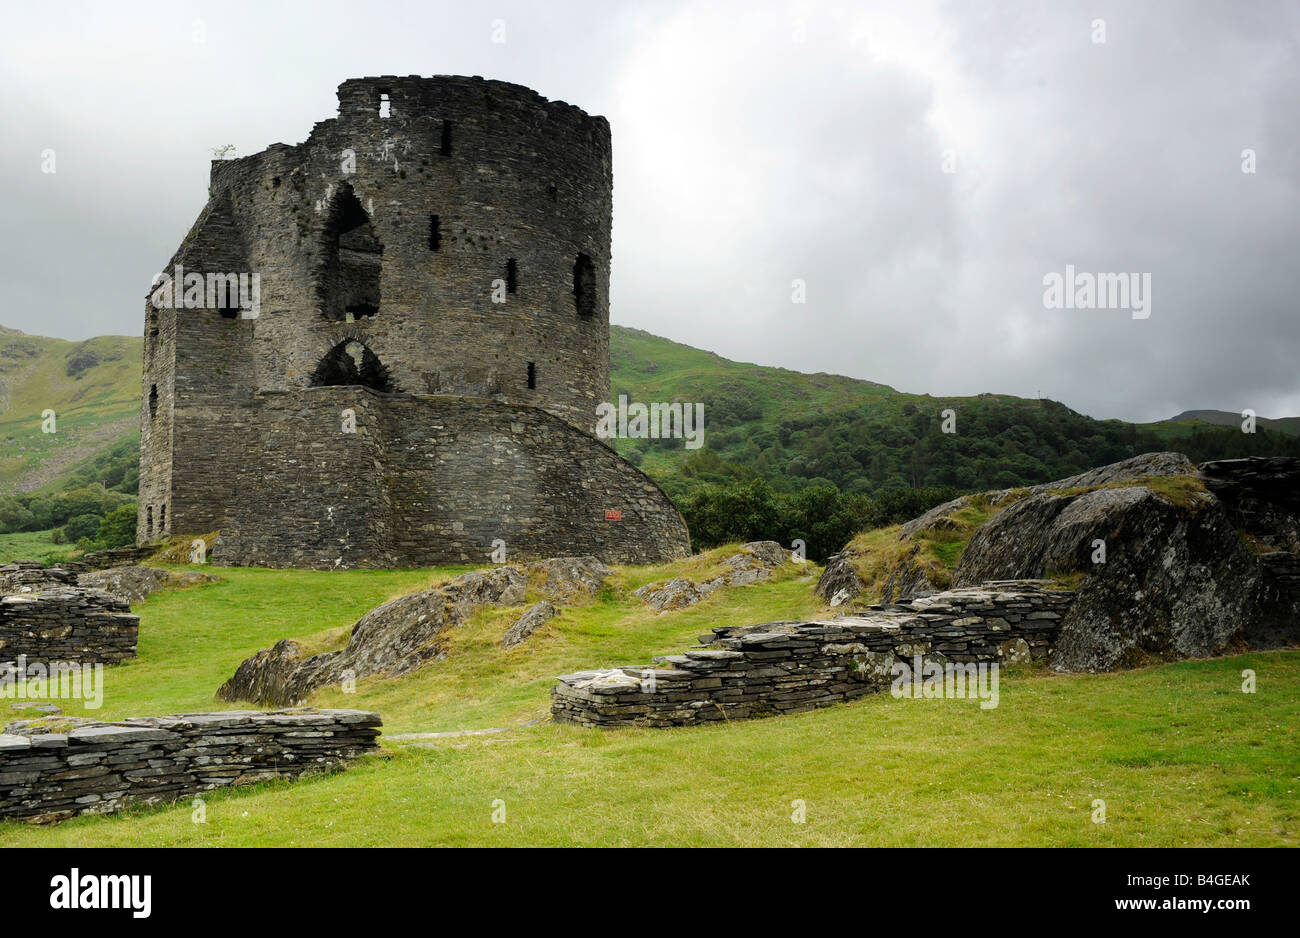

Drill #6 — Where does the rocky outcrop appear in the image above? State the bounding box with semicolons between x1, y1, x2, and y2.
814;551;863;607
219;566;526;705
897;452;1197;541
501;601;558;648
525;557;612;602
219;557;609;706
818;453;1300;673
633;542;788;613
953;484;1268;670
77;565;222;604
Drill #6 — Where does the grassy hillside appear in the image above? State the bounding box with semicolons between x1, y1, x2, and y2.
2;323;1298;547
609;327;1300;497
0;327;139;493
1;556;1294;847
1163;409;1300;437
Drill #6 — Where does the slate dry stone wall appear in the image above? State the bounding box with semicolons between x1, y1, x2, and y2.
0;588;138;665
0;708;381;824
552;583;1073;728
216;388;689;568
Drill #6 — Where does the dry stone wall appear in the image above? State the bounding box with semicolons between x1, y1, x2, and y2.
216;388;689;568
0;708;381;824
0;587;138;665
551;582;1073;728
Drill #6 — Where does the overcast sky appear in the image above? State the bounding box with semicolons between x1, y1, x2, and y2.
2;0;1296;422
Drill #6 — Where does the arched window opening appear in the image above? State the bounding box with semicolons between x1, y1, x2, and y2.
310;339;395;392
319;183;383;322
573;253;596;319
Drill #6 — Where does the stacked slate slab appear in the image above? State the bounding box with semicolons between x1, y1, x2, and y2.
0;562;78;593
0;708;382;824
0;586;139;665
551;582;1074;728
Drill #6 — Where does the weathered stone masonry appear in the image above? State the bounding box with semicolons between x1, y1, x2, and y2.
0;588;138;665
0;708;380;824
551;583;1073;728
218;388;689;568
139;75;690;567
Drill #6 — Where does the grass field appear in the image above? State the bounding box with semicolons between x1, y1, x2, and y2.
0;528;73;564
1;554;1296;847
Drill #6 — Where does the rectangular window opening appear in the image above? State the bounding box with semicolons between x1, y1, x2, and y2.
506;258;517;294
379;91;392;119
527;361;536;390
440;119;453;157
428;215;441;251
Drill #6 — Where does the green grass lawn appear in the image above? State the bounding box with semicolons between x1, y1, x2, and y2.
1;556;1296;847
0;529;76;565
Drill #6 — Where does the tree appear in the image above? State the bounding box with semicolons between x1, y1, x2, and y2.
64;513;103;542
95;505;138;549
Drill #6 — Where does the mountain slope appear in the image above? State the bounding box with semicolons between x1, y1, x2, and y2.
608;328;1300;496
0;327;140;493
2;323;1299;503
1163;409;1300;437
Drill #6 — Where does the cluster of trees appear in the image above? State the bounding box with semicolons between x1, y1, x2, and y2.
0;488;138;552
699;397;1300;495
638;394;1300;559
675;479;961;562
0;436;141;553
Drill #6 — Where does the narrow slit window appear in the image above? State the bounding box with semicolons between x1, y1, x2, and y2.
146;506;153;538
440;119;453;157
506;258;518;293
379;92;391;119
527;361;536;390
547;183;557;202
160;504;166;531
428;215;441;251
573;253;596;319
149;384;159;419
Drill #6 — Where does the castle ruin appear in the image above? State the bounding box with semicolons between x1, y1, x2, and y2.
139;76;690;568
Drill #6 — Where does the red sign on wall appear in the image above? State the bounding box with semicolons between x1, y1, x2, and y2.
604;509;622;521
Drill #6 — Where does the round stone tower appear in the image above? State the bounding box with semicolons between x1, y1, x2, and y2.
138;76;690;567
211;74;612;430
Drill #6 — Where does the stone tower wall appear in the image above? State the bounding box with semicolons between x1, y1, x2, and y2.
137;76;689;567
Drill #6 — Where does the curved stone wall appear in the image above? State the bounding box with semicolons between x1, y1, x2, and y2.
215;387;690;568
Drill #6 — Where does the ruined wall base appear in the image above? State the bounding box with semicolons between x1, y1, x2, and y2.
0;708;380;824
552;583;1074;728
214;388;690;569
